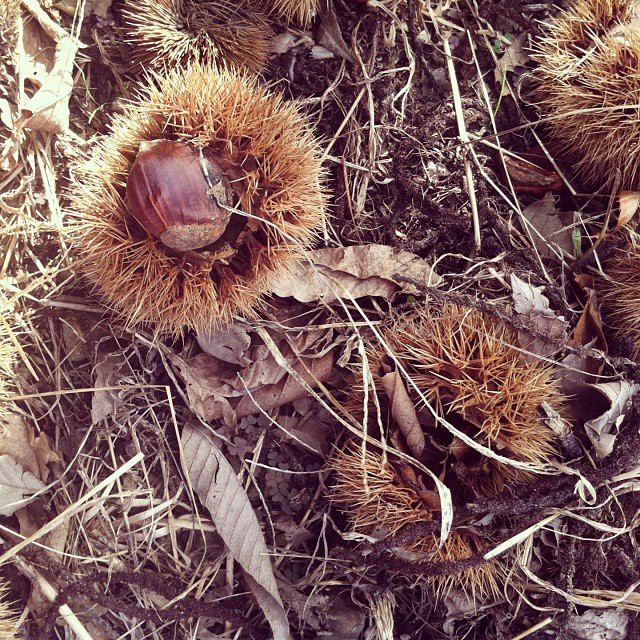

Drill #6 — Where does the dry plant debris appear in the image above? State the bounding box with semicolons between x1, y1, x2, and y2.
532;0;640;190
5;0;640;638
330;443;504;600
361;303;561;495
122;0;274;74
263;0;319;26
68;63;327;334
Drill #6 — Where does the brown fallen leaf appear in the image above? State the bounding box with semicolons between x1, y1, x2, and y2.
503;155;562;195
270;244;440;304
560;275;607;393
493;33;528;97
317;0;354;63
521;192;574;259
510;273;569;357
380;370;425;459
617;191;640;229
0;455;44;516
20;36;77;133
91;352;129;424
0;411;59;481
173;326;336;424
181;425;290;640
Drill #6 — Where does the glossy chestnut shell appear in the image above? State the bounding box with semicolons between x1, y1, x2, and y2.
125;139;233;252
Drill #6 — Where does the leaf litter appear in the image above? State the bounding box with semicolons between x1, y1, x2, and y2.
3;0;640;638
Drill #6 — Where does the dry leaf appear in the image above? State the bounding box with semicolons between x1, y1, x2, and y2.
617;191;640;229
510;273;569;357
323;594;366;639
20;36;78;133
380;370;425;458
270;245;440;304
583;381;638;459
244;572;291;640
567;609;629;640
181;426;289;640
91;352;128;424
174;327;336;424
317;0;354;63
0;454;45;516
503;155;562;195
493;33;528;96
522;192;574;259
197;324;251;366
0;411;59;481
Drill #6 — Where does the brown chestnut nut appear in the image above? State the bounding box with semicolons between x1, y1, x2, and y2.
125;139;233;252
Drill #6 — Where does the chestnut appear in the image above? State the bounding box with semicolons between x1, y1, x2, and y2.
125;140;233;253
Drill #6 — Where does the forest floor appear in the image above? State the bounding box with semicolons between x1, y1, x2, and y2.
1;0;640;639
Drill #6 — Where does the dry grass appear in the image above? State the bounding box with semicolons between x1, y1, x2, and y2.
532;0;640;190
68;64;327;334
0;297;16;420
122;0;273;74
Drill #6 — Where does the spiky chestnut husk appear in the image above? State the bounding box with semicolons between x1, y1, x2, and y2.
262;0;319;26
67;65;326;334
0;300;16;421
0;577;18;639
531;0;640;190
355;303;561;496
600;248;640;357
329;443;503;599
122;0;273;74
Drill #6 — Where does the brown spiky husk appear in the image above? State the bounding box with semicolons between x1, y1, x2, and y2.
531;0;640;190
329;443;503;599
357;303;560;496
67;65;326;334
600;248;640;356
0;299;16;420
0;578;18;639
122;0;273;74
262;0;319;26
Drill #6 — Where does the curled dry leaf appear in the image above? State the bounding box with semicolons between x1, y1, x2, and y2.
0;454;45;516
379;370;425;459
583;381;638;459
173;325;336;424
503;155;562;195
19;36;78;133
510;273;569;357
270;244;440;304
317;0;354;63
181;425;290;640
617;191;640;229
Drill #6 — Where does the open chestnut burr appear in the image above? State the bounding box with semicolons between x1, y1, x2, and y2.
68;65;327;334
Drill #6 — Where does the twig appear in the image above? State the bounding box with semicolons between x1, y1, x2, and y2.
12;555;94;640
